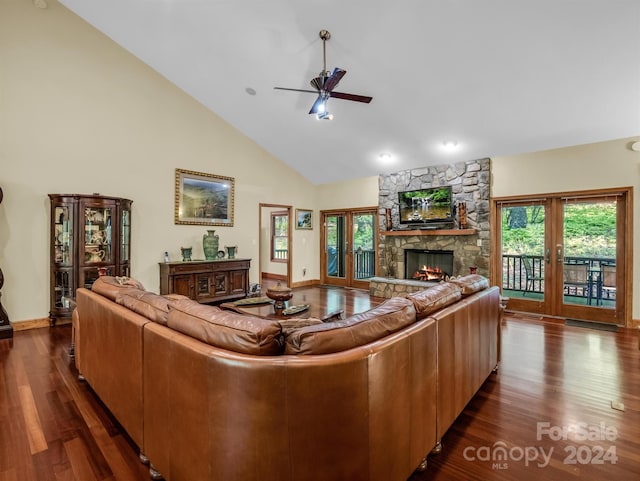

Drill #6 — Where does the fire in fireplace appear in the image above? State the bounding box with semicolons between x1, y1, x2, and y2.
413;265;446;282
404;249;454;281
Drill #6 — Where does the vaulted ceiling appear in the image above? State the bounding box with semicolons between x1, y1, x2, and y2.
58;0;640;184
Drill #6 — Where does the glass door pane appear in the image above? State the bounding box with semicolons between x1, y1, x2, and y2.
121;209;130;263
84;206;112;264
352;212;375;281
561;199;616;309
499;203;548;312
52;204;74;308
54;205;72;265
325;214;346;280
53;270;73;308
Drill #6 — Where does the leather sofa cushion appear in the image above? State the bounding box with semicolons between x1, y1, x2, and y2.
167;299;283;356
278;318;324;337
284;297;416;355
448;274;489;296
115;290;189;326
406;282;462;321
91;276;145;301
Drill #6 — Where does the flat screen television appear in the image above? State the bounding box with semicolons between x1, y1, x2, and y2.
398;186;454;225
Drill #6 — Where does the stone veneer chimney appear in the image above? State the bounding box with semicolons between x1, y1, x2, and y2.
378;158;491;278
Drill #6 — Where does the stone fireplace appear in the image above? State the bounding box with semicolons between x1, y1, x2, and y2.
381;232;481;280
371;158;491;298
405;249;454;281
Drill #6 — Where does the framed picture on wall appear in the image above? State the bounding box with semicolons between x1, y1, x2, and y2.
175;169;235;226
295;209;313;230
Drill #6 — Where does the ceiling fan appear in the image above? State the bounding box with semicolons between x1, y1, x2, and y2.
274;30;373;120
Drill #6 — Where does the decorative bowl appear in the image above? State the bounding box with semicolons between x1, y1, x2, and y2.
265;282;293;313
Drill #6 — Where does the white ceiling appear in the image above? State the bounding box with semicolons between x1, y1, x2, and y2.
57;0;640;185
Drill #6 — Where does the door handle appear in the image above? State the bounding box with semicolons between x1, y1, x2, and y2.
556;244;563;263
546;248;551;264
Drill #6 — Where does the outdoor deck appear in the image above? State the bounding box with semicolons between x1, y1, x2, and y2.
502;254;616;306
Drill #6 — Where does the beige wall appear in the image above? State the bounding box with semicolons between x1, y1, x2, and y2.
0;0;318;324
492;137;640;320
492;138;640;197
317;176;379;210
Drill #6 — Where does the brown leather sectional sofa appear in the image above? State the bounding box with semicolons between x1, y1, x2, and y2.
74;274;500;481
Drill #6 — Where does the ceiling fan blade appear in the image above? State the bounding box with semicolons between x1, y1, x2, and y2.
274;87;318;94
322;67;346;92
330;91;373;103
308;96;324;115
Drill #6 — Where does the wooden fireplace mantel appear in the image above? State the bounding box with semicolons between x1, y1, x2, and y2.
381;228;476;237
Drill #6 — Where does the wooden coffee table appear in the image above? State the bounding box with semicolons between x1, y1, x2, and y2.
220;296;343;322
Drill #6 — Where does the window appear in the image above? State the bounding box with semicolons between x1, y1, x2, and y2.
271;212;288;261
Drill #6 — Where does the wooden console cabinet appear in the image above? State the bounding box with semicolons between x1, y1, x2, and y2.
159;259;250;303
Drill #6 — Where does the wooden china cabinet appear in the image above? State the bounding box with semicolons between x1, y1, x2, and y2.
48;194;132;326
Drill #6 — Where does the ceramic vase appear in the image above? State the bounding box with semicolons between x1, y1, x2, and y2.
203;230;219;260
181;246;193;262
225;245;237;259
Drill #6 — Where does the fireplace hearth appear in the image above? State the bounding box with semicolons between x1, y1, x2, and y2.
405;249;454;281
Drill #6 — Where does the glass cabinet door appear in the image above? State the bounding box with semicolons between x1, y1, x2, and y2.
53;269;73;308
52;205;74;308
53;205;73;265
83;206;113;264
121;208;131;263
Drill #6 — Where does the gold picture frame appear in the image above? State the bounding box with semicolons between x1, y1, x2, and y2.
175;169;235;226
295;209;313;230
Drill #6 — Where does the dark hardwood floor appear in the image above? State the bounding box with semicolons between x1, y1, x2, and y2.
0;322;150;481
1;289;639;481
413;312;640;481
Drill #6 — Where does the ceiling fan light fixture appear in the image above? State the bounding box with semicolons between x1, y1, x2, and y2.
314;97;333;119
316;111;333;120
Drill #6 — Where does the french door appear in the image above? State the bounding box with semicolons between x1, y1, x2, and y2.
493;188;630;325
321;208;377;289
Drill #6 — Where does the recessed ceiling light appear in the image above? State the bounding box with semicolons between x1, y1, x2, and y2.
245;87;256;96
378;152;393;162
442;140;458;151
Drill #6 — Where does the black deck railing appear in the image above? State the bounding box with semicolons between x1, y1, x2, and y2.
354;249;376;280
502;254;616;301
327;248;376;279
